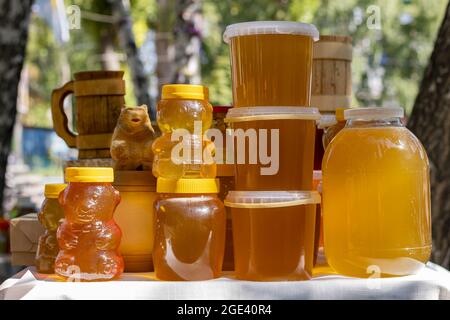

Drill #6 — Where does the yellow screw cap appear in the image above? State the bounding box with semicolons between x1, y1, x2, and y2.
44;184;67;198
161;84;209;101
65;167;114;183
336;107;348;122
157;178;219;194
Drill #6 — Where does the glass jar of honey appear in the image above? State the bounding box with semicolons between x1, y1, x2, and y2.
322;107;432;277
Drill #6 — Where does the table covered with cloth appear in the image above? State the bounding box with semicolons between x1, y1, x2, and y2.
1;262;449;300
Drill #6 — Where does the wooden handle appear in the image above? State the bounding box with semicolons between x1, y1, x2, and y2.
51;81;77;148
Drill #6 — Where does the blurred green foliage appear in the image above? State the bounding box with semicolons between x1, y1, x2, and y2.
24;0;447;128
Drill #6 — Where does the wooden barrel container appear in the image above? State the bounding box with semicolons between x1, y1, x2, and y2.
311;35;352;112
51;71;125;159
113;170;157;272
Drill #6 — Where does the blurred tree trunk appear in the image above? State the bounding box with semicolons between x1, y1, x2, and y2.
408;1;450;269
0;0;33;215
156;0;202;94
109;0;152;109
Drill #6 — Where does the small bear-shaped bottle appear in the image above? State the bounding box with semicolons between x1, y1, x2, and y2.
55;167;124;281
35;184;66;273
152;84;216;179
111;105;155;171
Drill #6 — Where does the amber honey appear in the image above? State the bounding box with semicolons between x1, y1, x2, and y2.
153;179;226;281
224;22;318;107
225;191;320;281
225;107;319;191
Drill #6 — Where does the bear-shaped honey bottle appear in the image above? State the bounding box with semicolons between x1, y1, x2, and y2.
111;105;154;171
35;184;66;273
152;84;216;179
55;167;124;281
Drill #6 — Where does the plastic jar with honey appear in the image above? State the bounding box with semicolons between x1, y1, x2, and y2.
55;167;124;281
113;171;157;272
152;84;216;179
225;191;320;281
225;107;320;190
322;107;432;277
223;21;319;107
322;108;347;149
153;178;226;281
35;183;67;273
213;105;235;271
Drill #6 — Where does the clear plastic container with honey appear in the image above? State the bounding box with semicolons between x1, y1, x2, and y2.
225;107;320;190
35;183;67;273
223;21;319;107
55;167;124;281
152;84;216;179
225;191;320;281
322;107;432;277
153;178;226;281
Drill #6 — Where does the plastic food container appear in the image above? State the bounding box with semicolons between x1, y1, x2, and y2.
35;184;66;274
153;178;226;281
223;21;319;107
225;191;320;281
113;171;157;272
225;107;320;190
323;107;432;277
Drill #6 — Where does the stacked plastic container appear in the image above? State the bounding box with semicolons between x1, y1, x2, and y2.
222;21;321;280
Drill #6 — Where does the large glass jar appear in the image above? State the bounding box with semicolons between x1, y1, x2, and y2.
322;107;431;278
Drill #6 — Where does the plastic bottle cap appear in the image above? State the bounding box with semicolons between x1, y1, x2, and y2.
44;184;67;198
317;114;337;129
161;84;209;101
335;107;348;122
224;191;321;209
225;106;321;123
344;107;404;121
65;167;114;183
157;178;219;194
223;21;320;43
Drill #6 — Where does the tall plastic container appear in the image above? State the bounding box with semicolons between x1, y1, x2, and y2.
225;191;320;281
223;21;319;107
225;107;320;190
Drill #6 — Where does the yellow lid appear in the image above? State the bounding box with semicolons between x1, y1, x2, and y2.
65;167;114;183
157;178;219;194
44;184;67;198
161;84;209;101
335;107;348;122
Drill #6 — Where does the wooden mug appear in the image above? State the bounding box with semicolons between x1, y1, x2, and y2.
51;71;125;159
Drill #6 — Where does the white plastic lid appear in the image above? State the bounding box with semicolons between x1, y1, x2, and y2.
224;191;321;209
317;114;337;129
223;21;320;43
344;107;404;121
225;106;321;123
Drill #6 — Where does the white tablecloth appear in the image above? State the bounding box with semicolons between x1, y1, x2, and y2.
1;262;449;300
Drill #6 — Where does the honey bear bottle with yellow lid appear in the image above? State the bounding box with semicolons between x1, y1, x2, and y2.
35;184;67;273
55;167;124;281
152;84;216;179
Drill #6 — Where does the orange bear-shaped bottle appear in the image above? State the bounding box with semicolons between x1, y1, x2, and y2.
55;167;124;281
